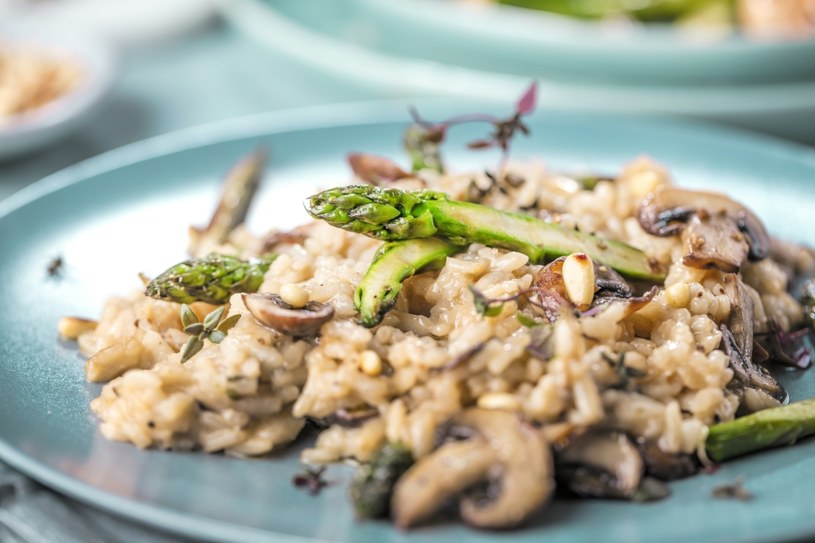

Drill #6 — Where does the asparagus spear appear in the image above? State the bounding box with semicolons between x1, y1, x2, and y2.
706;399;815;462
349;442;414;519
355;239;461;327
145;253;276;305
305;185;663;281
188;148;266;256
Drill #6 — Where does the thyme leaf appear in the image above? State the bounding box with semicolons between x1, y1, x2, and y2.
179;304;240;363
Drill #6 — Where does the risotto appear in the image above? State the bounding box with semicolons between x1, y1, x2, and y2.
60;105;815;529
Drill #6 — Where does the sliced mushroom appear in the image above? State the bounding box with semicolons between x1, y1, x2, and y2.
455;410;553;528
721;324;787;413
392;438;497;529
189;149;266;256
262;224;312;252
594;262;633;300
331;406;380;428
242;293;333;336
392;409;554;529
720;274;788;413
347;152;410;185
557;431;644;499
723;274;754;359
637;188;770;272
638;440;698;481
532;256;571;322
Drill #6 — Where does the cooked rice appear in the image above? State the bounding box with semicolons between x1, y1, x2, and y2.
78;157;805;464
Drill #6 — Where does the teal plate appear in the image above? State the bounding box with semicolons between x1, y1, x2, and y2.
2;102;815;543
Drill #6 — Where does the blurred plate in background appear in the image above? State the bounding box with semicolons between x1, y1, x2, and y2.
0;24;117;160
353;0;815;85
222;0;815;144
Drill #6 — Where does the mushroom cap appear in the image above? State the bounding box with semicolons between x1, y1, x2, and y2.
637;188;770;268
455;410;554;529
559;431;643;499
241;293;333;336
391;409;554;530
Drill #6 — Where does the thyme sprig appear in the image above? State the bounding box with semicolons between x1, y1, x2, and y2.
179;304;240;363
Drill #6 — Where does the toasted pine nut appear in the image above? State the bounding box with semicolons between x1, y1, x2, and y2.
279;283;309;308
358;350;383;376
58;316;98;340
562;253;596;309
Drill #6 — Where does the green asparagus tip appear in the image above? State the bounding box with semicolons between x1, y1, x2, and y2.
145;253;276;305
304;185;446;241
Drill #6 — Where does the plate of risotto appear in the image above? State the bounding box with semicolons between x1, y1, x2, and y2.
1;91;815;543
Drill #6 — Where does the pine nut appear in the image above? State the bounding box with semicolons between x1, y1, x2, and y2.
358;350;383;376
279;283;309;308
562;253;596;309
58;316;97;339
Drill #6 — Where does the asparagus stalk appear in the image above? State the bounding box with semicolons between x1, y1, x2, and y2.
145;253;276;305
306;185;663;281
706;399;815;462
349;442;414;519
355;239;461;327
188;148;266;256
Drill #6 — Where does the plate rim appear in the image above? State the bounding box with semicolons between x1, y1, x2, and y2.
221;0;815;114
3;101;815;543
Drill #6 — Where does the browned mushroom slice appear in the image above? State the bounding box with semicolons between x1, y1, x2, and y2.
721;324;787;413
392;438;497;529
558;431;644;499
681;214;750;272
262;224;312;252
723;274;754;358
455;410;554;528
637;188;770;272
594;262;633;300
189;149;266;255
720;274;788;413
347;152;410;185
241;293;333;336
392;409;554;530
532;256;572;322
638;440;698;481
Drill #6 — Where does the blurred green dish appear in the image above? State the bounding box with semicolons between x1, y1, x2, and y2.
350;0;815;84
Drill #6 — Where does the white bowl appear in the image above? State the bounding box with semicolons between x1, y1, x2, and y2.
0;25;118;160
